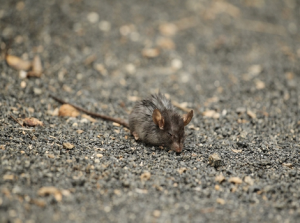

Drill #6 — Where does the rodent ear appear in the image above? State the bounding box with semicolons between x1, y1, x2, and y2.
152;109;165;130
183;110;193;126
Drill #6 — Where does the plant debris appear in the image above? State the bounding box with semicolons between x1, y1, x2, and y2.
58;104;80;117
23;117;43;127
6;55;32;71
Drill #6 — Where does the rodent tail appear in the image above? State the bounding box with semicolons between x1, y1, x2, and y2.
49;94;129;129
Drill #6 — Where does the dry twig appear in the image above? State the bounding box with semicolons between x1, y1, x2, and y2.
9;113;23;127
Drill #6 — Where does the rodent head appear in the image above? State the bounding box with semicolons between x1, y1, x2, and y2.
152;109;193;153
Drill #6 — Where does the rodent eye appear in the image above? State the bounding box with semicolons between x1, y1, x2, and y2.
168;132;173;136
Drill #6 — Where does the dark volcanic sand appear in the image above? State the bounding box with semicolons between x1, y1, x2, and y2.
0;0;300;222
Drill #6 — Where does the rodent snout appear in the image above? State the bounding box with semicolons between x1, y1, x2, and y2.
171;142;183;153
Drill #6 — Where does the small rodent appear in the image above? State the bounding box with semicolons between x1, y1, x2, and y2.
50;93;193;153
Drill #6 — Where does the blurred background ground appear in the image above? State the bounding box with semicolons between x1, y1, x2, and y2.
0;0;300;222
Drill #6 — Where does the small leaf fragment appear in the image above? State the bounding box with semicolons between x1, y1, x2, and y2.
3;175;14;181
63;142;74;149
247;110;257;119
231;149;242;153
23;117;43;127
128;96;140;102
58;104;80;117
6;55;32;71
38;186;62;202
30;198;46;207
229;177;243;184
203;110;220;119
76;129;84;134
282;163;293;168
142;48;160;58
159;23;178;36
27;55;43;77
84;54;97;65
48;154;55;159
156;37;175;50
216;198;225;205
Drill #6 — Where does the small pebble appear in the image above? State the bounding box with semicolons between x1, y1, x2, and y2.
209;153;222;167
87;12;99;23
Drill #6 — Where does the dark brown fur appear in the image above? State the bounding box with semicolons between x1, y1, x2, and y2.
129;93;193;152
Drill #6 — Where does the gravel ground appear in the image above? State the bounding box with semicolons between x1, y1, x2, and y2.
1;0;300;222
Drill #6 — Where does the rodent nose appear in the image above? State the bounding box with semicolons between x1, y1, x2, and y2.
171;143;182;153
175;147;182;153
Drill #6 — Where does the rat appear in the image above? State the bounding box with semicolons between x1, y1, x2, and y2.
50;93;193;153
